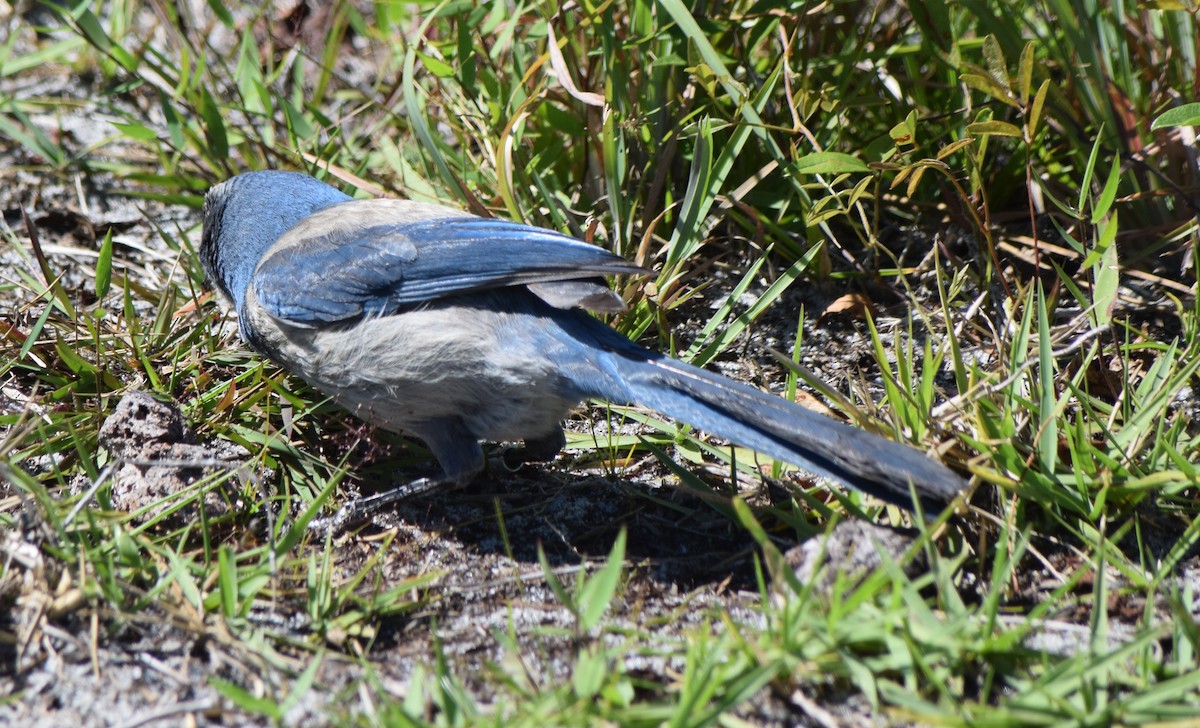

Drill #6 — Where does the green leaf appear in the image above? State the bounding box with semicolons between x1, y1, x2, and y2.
662;59;784;277
112;121;158;143
0;107;65;166
572;647;607;699
403;12;461;198
94;227;113;300
279;653;323;717
0;37;86;77
960;73;1019;108
207;0;235;27
74;9;112;52
577;528;626;632
793;151;869;174
890;109;918;146
164;550;204;614
159;91;185;149
537;544;574;614
1036;285;1056;471
1091;157;1122;223
965;120;1023;137
1017;41;1035;104
1078;130;1105;218
199;87;229;159
416;50;455;78
218;545;237;618
663;117;714;272
1089;215;1120;327
55;338;96;375
109;44;140;73
1028;79;1050;139
281;97;315;141
908;0;951;50
210;678;282;720
982;34;1009;88
276;471;344;555
1150;102;1200;129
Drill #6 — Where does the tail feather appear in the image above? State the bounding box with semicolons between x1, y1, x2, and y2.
592;337;964;509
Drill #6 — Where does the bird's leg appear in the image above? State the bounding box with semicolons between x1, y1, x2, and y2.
499;427;567;470
309;420;483;533
307;474;451;533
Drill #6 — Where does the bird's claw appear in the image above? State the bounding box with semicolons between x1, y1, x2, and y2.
308;476;445;534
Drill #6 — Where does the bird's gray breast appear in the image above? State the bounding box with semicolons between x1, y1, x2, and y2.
243;287;585;441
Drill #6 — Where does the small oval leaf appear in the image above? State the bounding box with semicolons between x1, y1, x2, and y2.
1028;79;1051;140
965;120;1023;137
95;227;113;300
1151;103;1200;130
793;151;869;174
961;73;1020;108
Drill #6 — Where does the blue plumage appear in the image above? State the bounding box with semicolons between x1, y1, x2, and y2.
253;216;644;323
201;170;965;511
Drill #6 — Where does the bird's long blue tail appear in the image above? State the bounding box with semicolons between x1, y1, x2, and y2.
578;322;964;509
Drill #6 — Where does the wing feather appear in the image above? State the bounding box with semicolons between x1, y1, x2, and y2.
252;200;646;325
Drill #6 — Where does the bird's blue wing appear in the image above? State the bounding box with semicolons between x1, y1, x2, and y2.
253;213;646;325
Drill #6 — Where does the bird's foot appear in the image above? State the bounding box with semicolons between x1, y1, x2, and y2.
497;429;567;471
493;447;530;473
308;475;446;534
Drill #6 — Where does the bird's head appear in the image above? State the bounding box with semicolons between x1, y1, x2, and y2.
200;170;353;312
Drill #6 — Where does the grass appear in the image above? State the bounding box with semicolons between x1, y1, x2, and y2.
3;0;1200;724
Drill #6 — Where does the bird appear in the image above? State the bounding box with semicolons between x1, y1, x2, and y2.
200;170;964;521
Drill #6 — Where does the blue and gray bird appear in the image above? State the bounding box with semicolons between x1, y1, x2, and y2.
200;170;964;512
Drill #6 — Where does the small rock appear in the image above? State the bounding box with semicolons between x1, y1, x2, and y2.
779;519;925;598
96;391;248;521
